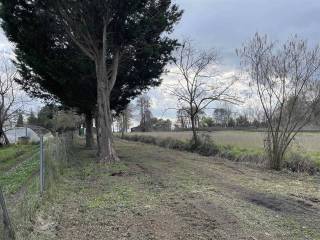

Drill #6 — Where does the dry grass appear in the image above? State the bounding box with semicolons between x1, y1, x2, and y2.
128;131;320;166
14;140;320;240
129;130;320;152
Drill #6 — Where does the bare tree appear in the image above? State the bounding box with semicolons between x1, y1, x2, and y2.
213;107;232;127
136;95;152;132
238;34;320;170
0;56;19;145
170;40;239;145
85;113;94;148
176;108;190;129
115;105;133;138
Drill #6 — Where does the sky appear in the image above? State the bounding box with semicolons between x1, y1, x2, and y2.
1;0;320;124
145;0;320;123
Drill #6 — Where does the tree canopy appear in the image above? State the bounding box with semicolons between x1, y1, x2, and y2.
0;0;182;115
1;0;182;162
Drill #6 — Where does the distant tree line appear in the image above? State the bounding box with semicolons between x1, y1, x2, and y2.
176;111;267;129
26;105;82;133
129;95;172;132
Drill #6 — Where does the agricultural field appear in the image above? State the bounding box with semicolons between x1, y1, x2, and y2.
128;130;320;165
0;144;40;194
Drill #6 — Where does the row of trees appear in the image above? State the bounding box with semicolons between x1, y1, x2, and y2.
198;114;266;129
0;0;183;162
175;107;267;129
114;95;172;133
1;1;319;171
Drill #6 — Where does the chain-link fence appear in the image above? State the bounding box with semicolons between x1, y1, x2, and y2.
0;132;74;239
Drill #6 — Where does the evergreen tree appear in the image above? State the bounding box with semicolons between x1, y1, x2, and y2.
16;113;24;127
28;111;38;125
0;0;183;158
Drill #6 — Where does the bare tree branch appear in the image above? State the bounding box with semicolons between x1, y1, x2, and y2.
170;39;241;144
238;33;320;170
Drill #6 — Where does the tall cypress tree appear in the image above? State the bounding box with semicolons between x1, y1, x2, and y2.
1;0;182;162
16;113;24;127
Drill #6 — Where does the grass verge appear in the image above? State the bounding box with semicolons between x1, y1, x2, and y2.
0;144;39;173
0;151;40;194
120;134;319;174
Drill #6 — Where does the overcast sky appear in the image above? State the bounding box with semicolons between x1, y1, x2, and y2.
1;0;320;122
148;0;320;123
173;0;320;67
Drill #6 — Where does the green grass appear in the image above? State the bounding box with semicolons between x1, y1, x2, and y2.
6;141;320;239
128;130;320;152
307;152;320;168
0;151;40;194
0;144;39;173
87;184;138;209
127;131;320;165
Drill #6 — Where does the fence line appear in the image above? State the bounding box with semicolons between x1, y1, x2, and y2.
0;131;75;239
40;136;44;194
0;187;15;240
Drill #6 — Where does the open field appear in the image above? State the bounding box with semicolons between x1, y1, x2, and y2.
0;144;40;238
9;140;320;240
0;144;39;173
1;137;72;239
128;130;320;152
128;131;320;164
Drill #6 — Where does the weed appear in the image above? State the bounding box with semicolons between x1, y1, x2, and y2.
284;153;319;175
0;152;40;193
122;134;319;174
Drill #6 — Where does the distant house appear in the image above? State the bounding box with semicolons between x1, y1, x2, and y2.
131;126;143;132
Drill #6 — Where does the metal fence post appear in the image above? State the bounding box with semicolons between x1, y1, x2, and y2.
0;187;15;240
40;136;44;194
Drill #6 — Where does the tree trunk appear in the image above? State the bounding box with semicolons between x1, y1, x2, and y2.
190;115;198;146
95;111;101;158
85;113;94;148
270;151;282;170
0;126;9;145
121;114;125;139
0;187;15;240
266;135;283;171
96;61;119;163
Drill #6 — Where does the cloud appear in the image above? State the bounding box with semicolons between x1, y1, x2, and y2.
173;0;320;66
1;0;320;121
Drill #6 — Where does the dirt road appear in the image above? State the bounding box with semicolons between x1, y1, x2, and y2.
26;140;320;240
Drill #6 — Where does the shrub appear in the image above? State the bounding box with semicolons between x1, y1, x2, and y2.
157;137;188;150
192;134;220;156
18;136;31;145
284;153;319;175
121;134;318;175
219;146;267;167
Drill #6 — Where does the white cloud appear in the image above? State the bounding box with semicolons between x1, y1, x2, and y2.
139;64;259;123
2;0;320;123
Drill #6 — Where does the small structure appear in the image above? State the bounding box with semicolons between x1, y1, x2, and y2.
5;126;52;144
131;126;143;132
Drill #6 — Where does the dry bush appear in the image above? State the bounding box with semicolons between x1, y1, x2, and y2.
284;153;319;175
